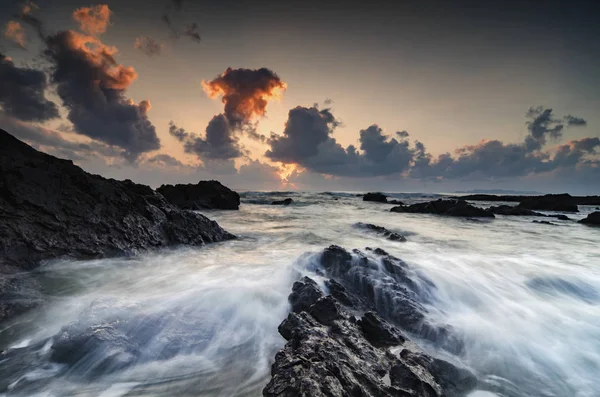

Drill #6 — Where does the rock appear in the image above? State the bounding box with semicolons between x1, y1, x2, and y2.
156;180;240;210
533;220;556;226
272;198;293;205
289;277;324;313
488;205;543;216
460;193;600;206
388;199;404;205
553;214;571;221
263;271;477;397
596;207;600;210
391;199;494;218
579;211;600;226
517;193;578;212
0;130;234;323
363;192;388;203
354;222;407;242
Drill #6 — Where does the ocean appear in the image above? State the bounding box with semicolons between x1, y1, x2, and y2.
1;192;599;397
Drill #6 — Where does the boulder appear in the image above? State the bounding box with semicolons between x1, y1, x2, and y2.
363;192;388;203
579;212;600;226
388;199;404;205
0;130;234;323
533;220;556;226
272;198;293;205
391;199;494;218
488;205;543;216
354;222;407;242
517;194;578;212
156;180;240;210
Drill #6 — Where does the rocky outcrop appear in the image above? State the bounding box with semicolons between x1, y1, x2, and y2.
488;205;543;216
579;212;600;226
354;222;407;242
363;192;388;203
517;194;578;212
263;247;477;396
0;130;234;322
156;180;240;210
272;198;293;206
391;199;494;218
461;193;600;206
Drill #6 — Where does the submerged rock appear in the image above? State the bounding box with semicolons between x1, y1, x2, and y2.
272;198;294;206
533;220;556;226
517;194;578;212
156;180;240;210
391;199;494;218
579;211;600;226
0;130;234;323
354;222;407;242
363;192;388;203
263;248;477;396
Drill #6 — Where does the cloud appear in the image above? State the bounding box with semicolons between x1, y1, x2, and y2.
202;67;286;128
4;21;26;48
169;119;244;161
266;106;414;177
43;29;160;160
161;0;201;43
0;53;59;122
14;1;45;42
146;153;185;168
396;130;409;138
72;5;112;36
524;106;566;151
183;23;201;42
134;36;164;56
564;114;587;127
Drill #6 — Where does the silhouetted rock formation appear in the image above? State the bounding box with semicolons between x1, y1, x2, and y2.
354;222;407;242
488;205;543;216
263;246;477;396
0;130;234;322
461;193;599;207
579;212;600;226
363;192;388;203
272;198;293;205
156;180;240;210
517;194;578;212
391;199;494;218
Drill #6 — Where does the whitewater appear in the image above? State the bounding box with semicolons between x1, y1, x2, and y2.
1;192;599;397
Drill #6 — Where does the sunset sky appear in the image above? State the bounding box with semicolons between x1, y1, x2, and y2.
1;0;599;193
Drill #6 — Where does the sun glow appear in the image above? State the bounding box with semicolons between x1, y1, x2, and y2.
277;163;300;182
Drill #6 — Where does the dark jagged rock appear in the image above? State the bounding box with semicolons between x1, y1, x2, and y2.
264;264;477;396
0;130;234;323
488;205;543;216
533;220;556;226
363;192;388;203
272;198;293;206
156;180;240;210
354;222;407;242
391;199;494;218
460;193;600;206
553;214;571;221
389;199;404;205
579;212;600;226
517;194;578;212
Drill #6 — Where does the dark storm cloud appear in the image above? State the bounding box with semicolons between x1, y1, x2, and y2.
564;115;587;127
0;53;59;122
524;106;565;151
146;153;185;167
169;118;244;161
43;30;161;160
396;130;409;138
266;106;414;177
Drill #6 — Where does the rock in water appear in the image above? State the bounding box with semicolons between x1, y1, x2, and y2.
579;212;600;226
263;262;477;396
272;198;294;205
391;199;494;218
0;130;234;322
363;192;388;203
517;194;578;212
488;205;543;216
354;222;407;242
156;180;240;210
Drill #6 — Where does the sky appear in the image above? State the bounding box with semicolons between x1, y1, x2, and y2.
1;0;599;193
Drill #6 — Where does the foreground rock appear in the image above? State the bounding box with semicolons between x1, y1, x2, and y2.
391;199;494;218
272;198;294;205
156;180;240;210
517;194;578;212
579;212;600;226
363;192;388;203
0;130;234;322
263;248;477;396
354;222;407;242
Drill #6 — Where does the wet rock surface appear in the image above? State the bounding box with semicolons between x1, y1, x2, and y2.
363;192;388;203
517;194;579;212
263;246;477;396
579;211;600;226
0;130;234;322
391;199;494;218
156;180;240;210
354;222;407;242
272;198;294;206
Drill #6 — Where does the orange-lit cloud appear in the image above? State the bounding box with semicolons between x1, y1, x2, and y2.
277;163;301;182
134;36;164;56
4;21;26;48
202;67;287;126
21;1;38;16
73;4;112;35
